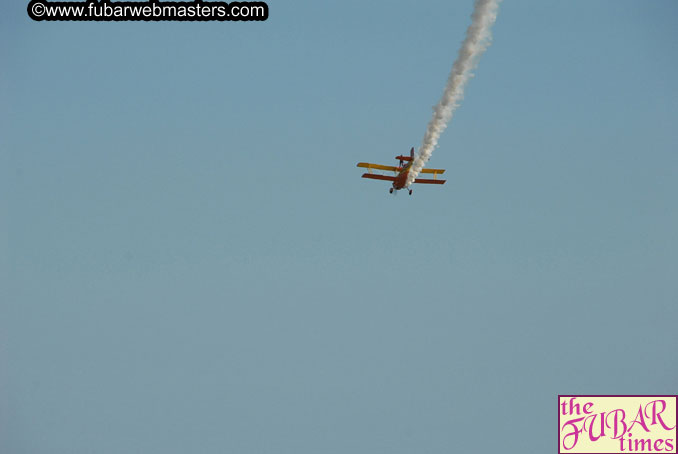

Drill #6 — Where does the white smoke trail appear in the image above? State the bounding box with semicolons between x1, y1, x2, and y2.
406;0;501;186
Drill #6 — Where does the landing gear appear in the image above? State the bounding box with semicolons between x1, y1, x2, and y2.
408;189;413;195
389;188;394;194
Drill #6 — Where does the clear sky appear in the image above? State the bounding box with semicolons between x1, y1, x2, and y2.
2;1;677;453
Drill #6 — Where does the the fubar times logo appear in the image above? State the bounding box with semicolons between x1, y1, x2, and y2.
559;396;677;453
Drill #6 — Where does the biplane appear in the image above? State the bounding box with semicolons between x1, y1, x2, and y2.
357;147;446;195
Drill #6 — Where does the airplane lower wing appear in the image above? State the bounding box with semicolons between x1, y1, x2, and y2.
361;173;396;181
413;178;446;184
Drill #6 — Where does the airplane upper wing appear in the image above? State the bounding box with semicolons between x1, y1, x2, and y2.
356;162;398;172
420;168;445;174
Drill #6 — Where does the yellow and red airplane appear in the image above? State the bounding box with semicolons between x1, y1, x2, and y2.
357;147;446;195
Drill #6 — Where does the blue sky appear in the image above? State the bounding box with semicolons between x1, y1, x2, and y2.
2;1;677;453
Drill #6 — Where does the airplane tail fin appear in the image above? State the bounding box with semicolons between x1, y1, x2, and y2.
395;147;415;162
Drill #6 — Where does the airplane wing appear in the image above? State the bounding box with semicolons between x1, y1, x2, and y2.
361;173;396;182
413;178;446;185
420;168;445;174
356;162;398;172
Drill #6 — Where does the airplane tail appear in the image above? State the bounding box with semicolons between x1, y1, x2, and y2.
395;147;415;162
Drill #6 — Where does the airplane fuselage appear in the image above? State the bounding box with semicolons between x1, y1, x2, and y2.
392;164;411;190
